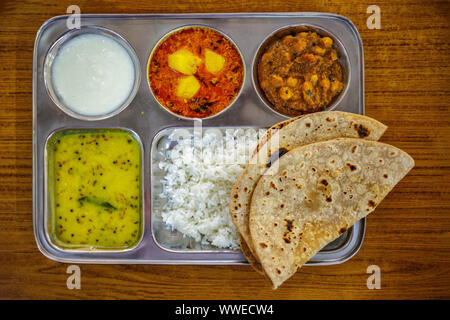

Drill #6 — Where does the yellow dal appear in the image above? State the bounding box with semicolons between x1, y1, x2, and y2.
48;130;142;249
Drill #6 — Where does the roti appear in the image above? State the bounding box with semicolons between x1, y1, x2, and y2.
230;112;388;270
239;234;264;275
250;116;301;159
249;138;414;289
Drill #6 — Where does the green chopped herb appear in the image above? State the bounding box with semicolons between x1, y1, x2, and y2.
78;196;117;211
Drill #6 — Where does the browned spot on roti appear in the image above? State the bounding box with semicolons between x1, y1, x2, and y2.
351;145;357;153
306;122;311;128
282;219;295;244
339;227;348;234
278;148;289;158
354;124;370;138
269;181;277;190
259;242;267;248
266;148;289;168
368;200;376;208
321;179;328;186
285;219;294;232
233;194;238;199
383;174;388;178
326;196;332;202
346;162;357;171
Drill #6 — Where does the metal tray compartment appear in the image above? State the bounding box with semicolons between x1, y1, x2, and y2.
151;126;362;256
33;13;365;265
44;128;145;252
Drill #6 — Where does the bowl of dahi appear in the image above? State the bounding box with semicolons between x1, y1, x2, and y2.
43;26;141;121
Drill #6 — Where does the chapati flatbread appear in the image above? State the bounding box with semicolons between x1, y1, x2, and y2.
250;116;301;159
230;112;388;270
249;138;414;289
239;234;264;275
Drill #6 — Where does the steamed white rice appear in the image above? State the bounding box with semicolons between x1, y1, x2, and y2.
159;128;263;249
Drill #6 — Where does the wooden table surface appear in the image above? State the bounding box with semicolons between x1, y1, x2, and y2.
0;0;449;300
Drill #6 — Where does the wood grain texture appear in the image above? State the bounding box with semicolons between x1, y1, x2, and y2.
0;0;449;300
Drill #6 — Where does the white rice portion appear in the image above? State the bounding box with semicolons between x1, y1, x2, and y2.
159;128;262;249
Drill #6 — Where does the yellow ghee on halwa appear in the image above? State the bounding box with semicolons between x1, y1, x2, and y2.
47;130;142;249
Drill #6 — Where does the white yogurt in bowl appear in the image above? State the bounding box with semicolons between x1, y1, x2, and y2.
44;26;140;120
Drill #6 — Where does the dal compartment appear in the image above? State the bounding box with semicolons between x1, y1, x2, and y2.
45;128;144;252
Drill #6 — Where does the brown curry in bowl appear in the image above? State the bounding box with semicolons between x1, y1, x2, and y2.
257;28;345;116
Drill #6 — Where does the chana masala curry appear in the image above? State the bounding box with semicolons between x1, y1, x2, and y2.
148;27;244;118
258;30;345;116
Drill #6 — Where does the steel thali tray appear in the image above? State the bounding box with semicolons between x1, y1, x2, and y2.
33;13;365;265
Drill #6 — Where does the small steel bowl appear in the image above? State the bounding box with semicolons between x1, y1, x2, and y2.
146;25;246;121
252;24;351;118
43;26;141;121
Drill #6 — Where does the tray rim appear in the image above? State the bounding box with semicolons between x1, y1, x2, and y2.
33;12;366;265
